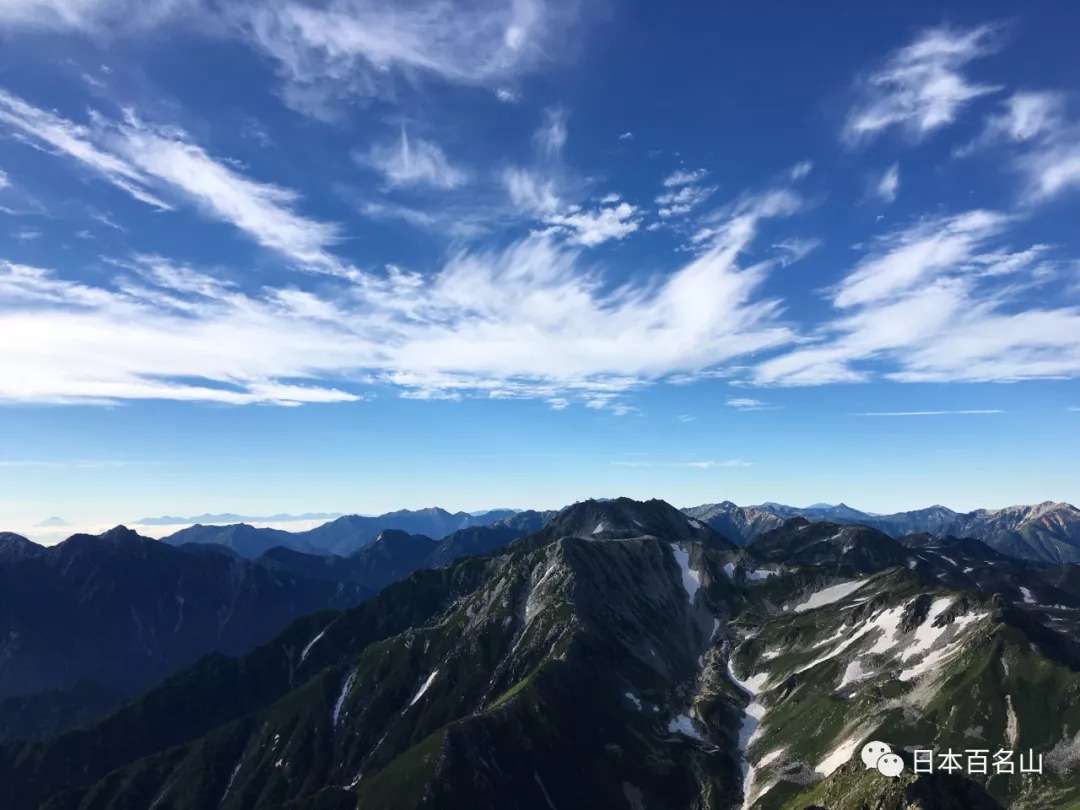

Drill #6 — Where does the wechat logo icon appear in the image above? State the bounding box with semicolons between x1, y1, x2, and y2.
860;740;905;778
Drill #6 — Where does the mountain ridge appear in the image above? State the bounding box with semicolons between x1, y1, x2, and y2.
684;499;1080;563
6;497;1080;808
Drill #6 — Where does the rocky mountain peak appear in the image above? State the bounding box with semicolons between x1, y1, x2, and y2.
546;496;721;545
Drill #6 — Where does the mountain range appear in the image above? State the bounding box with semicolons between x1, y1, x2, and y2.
136;499;1080;566
160;507;525;557
0;515;548;742
683;499;1080;563
3;498;1080;808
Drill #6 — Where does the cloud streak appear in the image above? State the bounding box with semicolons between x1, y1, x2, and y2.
0;194;799;407
845;24;1000;142
0;89;352;276
754;210;1080;386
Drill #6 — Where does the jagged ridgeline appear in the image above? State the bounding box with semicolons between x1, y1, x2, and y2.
4;499;1080;809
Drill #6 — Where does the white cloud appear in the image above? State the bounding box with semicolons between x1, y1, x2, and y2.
360;128;468;189
663;168;708;187
726;397;767;411
0;168;8;189
0;196;799;407
546;397;568;410
544;201;640;247
501;166;560;214
0;89;351;276
689;188;803;248
495;87;519;103
235;0;577;116
1018;136;1080;202
876;163;900;203
853;410;1003;416
618;131;633;141
0;0;189;32
845;24;1000;141
0;89;172;210
754;210;1080;386
772;237;821;267
833;210;1007;308
994;91;1065;142
655;183;716;218
533;107;568;158
611;459;751;469
789;160;813;180
0;2;581;118
956;91;1068;160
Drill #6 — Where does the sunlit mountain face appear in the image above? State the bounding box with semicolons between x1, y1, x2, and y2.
1;1;1079;808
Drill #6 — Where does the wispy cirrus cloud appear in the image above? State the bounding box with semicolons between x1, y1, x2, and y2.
501;166;561;214
358;128;469;190
0;0;190;32
533;107;568;158
956;90;1080;203
611;458;752;469
656;182;716;219
0;89;352;276
0;1;586;119
753;209;1080;386
0;192;801;407
543;200;641;246
845;24;1000;142
726;397;770;411
876;163;900;203
234;0;580;117
854;409;1004;417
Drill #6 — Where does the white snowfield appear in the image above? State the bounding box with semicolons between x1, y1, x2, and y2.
671;544;700;603
792;578;868;613
816;735;861;776
667;713;705;741
727;656;770;810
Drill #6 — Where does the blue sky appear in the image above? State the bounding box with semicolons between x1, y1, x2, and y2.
1;1;1079;539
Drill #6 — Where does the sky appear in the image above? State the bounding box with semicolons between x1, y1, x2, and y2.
1;1;1079;541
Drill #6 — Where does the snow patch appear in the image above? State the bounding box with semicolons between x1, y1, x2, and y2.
746;568;777;581
816;735;859;776
1020;586;1036;604
671;544;700;603
534;770;558;809
838;659;872;689
332;669;358;727
409;669;439;706
300;625;330;663
865;605;906;655
727;657;768;809
900;597;954;662
667;713;705;741
792;579;868;613
1005;694;1019;748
